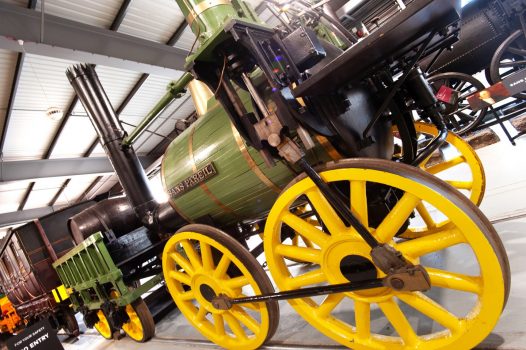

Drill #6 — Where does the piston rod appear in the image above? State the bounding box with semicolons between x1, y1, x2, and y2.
212;278;385;310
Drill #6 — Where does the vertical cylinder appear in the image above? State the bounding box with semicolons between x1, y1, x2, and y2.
188;79;214;117
65;64;157;226
174;0;240;41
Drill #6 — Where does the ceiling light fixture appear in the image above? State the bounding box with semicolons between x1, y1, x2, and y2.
45;106;64;121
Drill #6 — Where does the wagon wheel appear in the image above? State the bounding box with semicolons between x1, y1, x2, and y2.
162;224;279;350
109;290;155;342
394;122;485;205
264;159;510;350
281;204;317;264
490;29;526;99
121;298;155;342
428;72;487;134
94;310;114;340
62;308;79;337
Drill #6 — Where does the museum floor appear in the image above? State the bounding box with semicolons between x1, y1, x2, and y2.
62;126;526;350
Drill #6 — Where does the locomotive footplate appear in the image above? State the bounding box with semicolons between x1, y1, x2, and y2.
211;265;431;311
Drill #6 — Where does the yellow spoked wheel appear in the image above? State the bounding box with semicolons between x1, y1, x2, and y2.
264;159;510;350
282;205;316;263
94;310;113;340
413;122;485;206
121;298;155;342
162;224;279;350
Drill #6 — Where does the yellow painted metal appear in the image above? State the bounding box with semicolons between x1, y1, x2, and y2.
264;159;507;349
413;122;486;206
94;310;113;339
162;230;274;350
52;289;60;303
108;289;146;342
51;285;69;303
122;304;145;342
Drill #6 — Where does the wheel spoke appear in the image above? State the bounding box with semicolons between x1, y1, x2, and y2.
445;180;473;190
282;212;330;248
500;59;526;67
305;188;347;235
200;242;215;272
181;240;203;271
355;300;371;339
427;267;482;294
425;155;465;174
397;227;465;257
375;192;421;243
448;116;463;131
350;180;368;227
213;254;231;279
379;299;420;346
168;270;192;285
224;275;250;289
195;306;207;322
231;306;260;334
455;81;467;92
275;244;321;263
224;313;248;340
169;252;195;276
213;314;226;336
416;202;436;229
286;268;326;289
398;292;463;333
302;235;314;248
316;293;345;318
508;46;526;56
178;290;195;301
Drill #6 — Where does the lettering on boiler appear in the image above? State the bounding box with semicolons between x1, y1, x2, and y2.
168;162;218;198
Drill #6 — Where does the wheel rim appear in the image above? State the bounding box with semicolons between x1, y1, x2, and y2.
122;304;145;341
162;227;278;350
428;73;487;134
415;122;485;205
94;310;112;339
490;30;526;99
394;122;485;208
264;159;508;350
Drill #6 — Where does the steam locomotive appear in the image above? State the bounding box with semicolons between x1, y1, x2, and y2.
0;0;512;349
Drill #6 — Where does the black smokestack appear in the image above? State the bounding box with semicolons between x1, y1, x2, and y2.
66;64;183;232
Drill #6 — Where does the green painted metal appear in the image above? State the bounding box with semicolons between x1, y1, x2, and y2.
173;0;264;67
161;89;334;226
315;23;348;50
123;72;194;146
175;0;240;42
52;232;157;310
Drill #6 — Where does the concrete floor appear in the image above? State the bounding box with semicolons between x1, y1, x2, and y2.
62;125;526;350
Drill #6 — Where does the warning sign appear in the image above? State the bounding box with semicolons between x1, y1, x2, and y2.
7;319;64;350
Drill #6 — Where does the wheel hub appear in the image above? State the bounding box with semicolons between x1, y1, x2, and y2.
322;237;390;300
339;255;377;282
192;274;231;313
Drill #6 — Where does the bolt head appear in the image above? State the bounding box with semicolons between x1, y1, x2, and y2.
391;278;405;290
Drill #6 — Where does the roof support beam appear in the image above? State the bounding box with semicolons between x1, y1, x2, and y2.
0;53;24;157
0;156;154;183
0;206;61;227
0;2;188;76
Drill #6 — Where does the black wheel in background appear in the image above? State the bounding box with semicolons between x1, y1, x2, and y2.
490;29;526;99
428;72;487;134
